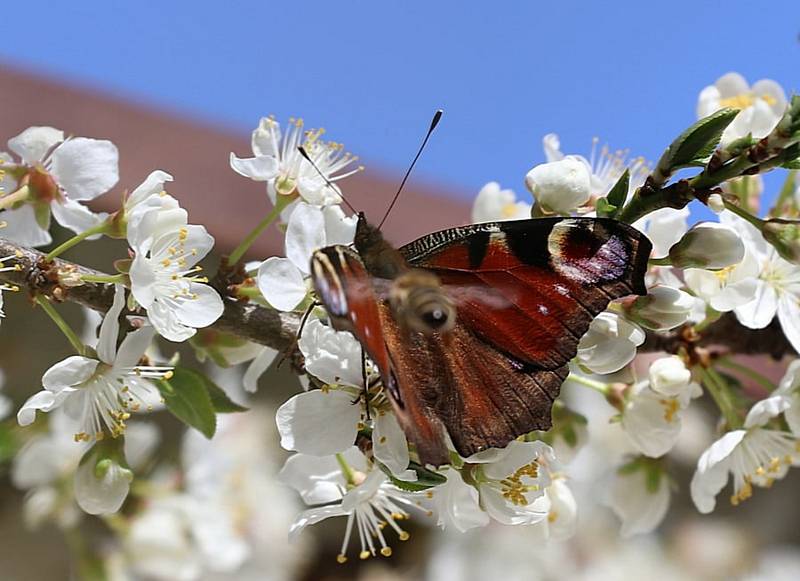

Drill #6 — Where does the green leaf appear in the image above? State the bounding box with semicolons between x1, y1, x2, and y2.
205;379;248;413
597;169;629;218
666;108;739;170
378;460;447;492
783;159;800;170
158;368;217;438
174;366;247;413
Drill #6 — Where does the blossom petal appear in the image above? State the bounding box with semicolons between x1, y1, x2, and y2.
0;204;52;247
285;203;325;273
114;327;157;370
690;429;746;513
778;294;800;355
278;448;365;505
8;126;64;163
373;412;410;477
256;257;307;311
50;198;108;237
433;468;489;532
289;505;349;541
276;390;360;455
480;485;546;526
229;153;279;181
243;346;278;393
42;356;99;391
97;285;126;365
322;204;358;246
609;469;670;537
735;281;778;329
50;138;119;200
298;319;364;387
744;396;791;429
126;170;174;210
17;389;76;426
174;283;223;329
74;455;132;515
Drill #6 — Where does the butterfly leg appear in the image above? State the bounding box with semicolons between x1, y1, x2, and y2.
352;348;372;421
277;300;319;369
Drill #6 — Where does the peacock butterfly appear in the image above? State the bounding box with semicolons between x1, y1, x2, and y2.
310;213;651;466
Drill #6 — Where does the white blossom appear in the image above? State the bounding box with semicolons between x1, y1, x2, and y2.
430;467;489;533
697;72;787;144
280;448;426;562
620;357;702;458
471;181;530;222
691;396;800;513
0;126;118;246
542;133;650;200
668;221;745;269
608;460;671;537
626;285;695;331
525;158;591;214
462;440;554;525
285;319;412;477
74;444;133;515
634;207;690;258
128;194;224;342
577;311;645;375
230;116;362;209
257;202;357;311
17;286;169;441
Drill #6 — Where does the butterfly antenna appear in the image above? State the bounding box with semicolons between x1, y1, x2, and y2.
297;146;358;214
377;109;443;230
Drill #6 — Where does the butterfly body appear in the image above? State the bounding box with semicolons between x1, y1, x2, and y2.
311;215;651;466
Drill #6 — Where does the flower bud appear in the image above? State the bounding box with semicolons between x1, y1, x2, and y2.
668;222;744;270
525;158;591;214
707;193;725;214
626;285;695;331
577;311;645;375
74;439;133;515
648;356;693;397
762;218;800;265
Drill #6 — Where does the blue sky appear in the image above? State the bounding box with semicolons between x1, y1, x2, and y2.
0;1;796;207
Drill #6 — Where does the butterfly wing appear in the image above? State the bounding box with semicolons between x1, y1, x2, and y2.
401;217;652;370
310;245;450;465
392;217;651;458
311;218;651;464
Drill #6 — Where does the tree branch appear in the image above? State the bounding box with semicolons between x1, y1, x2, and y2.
0;237;795;360
0;237;301;353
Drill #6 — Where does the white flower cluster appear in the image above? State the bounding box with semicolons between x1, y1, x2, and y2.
0;70;799;575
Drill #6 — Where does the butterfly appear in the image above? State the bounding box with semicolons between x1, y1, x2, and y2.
310;213;652;466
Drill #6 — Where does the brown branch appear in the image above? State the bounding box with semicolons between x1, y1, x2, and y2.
1;237;795;360
0;237;301;353
641;314;795;359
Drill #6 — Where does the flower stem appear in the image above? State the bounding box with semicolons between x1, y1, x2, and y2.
336;452;357;486
80;273;126;284
722;199;765;230
0;185;30;211
700;366;742;429
716;357;777;393
45;222;109;261
567;373;610;394
36;296;87;356
648;256;672;267
227;195;293;265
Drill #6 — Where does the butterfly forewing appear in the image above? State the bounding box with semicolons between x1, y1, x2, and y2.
310;245;450;465
401;217;651;370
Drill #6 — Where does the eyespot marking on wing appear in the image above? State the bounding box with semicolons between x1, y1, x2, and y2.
548;219;630;284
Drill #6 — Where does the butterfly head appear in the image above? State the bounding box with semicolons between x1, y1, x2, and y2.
389;269;456;335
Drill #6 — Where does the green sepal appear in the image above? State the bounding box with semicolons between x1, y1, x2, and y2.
595;198;617;219
377;460;447;492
